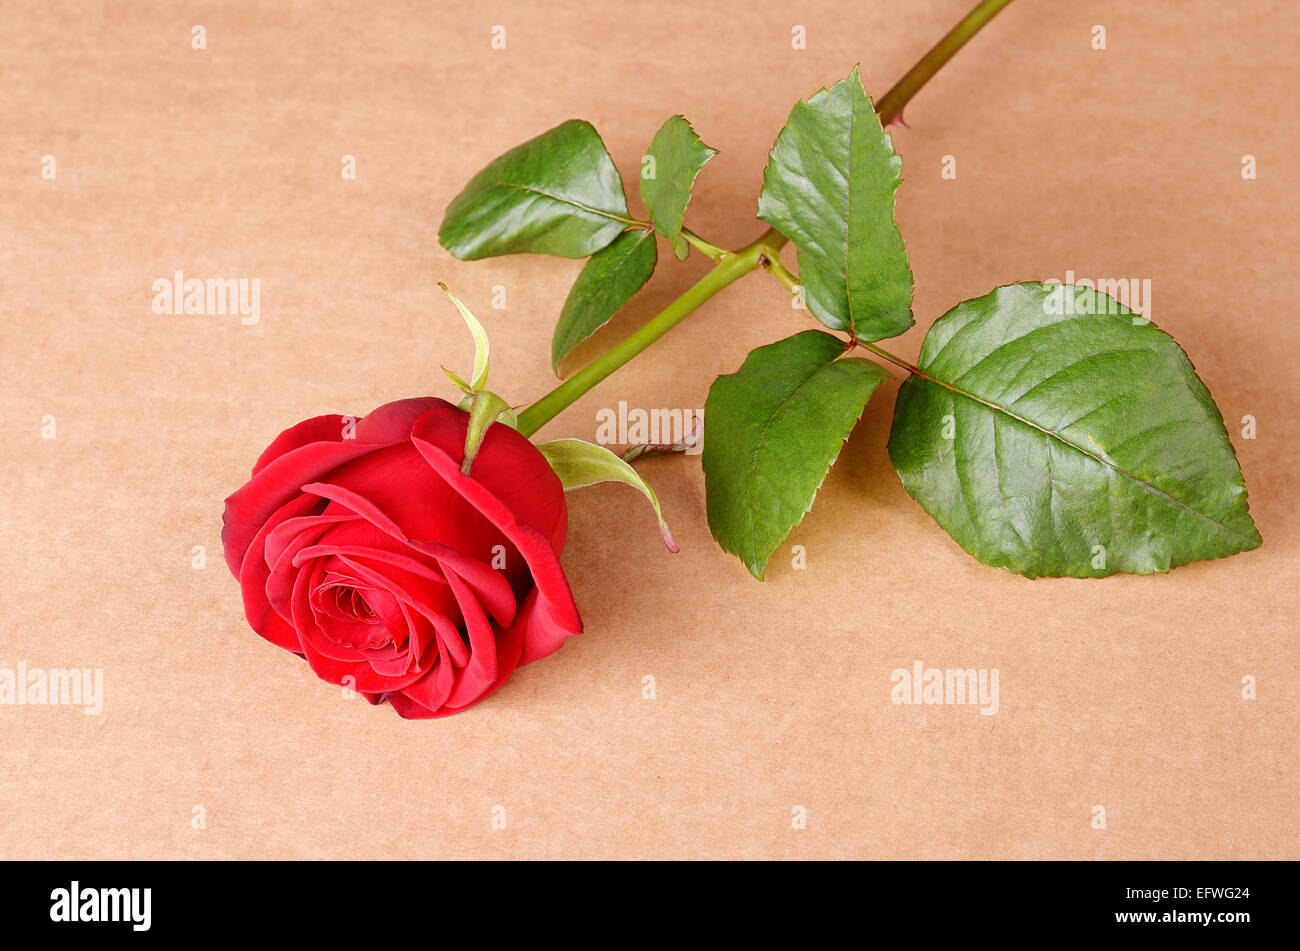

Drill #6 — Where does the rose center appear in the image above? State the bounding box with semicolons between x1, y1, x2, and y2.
336;586;377;623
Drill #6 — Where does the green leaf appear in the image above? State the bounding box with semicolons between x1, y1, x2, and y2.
551;228;658;373
703;331;890;578
438;283;489;389
887;282;1261;578
757;66;913;343
536;438;678;552
439;119;630;260
640;116;716;247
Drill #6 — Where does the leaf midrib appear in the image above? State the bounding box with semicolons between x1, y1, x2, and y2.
842;94;863;339
496;181;631;224
913;370;1254;543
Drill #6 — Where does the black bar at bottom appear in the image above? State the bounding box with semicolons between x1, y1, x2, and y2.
0;859;1283;938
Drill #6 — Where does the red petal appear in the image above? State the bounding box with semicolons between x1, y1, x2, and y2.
222;439;379;576
236;493;321;651
410;426;581;667
354;397;450;444
252;414;349;475
410;405;568;553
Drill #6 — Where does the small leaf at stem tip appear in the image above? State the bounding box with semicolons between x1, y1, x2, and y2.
535;438;678;552
438;283;490;390
640;115;717;247
461;389;514;476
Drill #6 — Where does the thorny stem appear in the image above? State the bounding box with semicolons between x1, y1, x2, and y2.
760;252;799;293
875;0;1016;126
514;0;1015;437
516;229;787;438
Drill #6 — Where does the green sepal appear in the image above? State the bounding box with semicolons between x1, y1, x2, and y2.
461;389;517;476
536;438;678;552
439;283;490;390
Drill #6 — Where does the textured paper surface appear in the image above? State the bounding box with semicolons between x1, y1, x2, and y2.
1;0;1296;859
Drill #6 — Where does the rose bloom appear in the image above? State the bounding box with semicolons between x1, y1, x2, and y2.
222;397;582;718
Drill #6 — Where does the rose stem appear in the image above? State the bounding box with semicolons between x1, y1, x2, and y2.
873;0;1016;126
514;0;1017;439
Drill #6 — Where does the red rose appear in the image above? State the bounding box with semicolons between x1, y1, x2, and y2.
222;397;582;718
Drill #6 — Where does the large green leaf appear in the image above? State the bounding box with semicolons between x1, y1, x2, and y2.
640;116;716;256
704;331;890;578
757;67;913;342
439;119;630;260
551;228;657;372
888;282;1261;577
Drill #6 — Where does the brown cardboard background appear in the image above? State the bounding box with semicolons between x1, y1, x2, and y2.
1;0;1296;860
